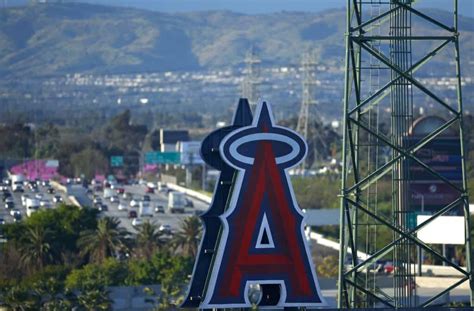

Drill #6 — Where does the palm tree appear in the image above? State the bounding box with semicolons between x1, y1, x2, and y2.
77;217;129;264
135;221;165;259
19;226;54;272
172;216;202;257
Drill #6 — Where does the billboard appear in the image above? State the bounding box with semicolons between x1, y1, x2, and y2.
408;117;462;213
417;215;465;245
179;141;204;165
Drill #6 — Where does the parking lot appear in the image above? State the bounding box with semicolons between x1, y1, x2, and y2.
1;178;209;235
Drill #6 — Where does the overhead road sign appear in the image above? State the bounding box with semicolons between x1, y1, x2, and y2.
145;151;180;164
110;156;124;167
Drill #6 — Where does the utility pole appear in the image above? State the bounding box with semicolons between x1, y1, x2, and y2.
241;48;261;110
296;53;317;172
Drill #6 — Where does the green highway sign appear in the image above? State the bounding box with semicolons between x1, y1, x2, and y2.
145;152;181;164
110;156;124;167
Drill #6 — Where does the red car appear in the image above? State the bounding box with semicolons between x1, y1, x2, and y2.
116;187;125;194
146;187;155;194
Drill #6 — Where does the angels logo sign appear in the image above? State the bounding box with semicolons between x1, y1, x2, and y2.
183;101;325;309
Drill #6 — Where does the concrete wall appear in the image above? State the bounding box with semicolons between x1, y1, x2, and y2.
109;285;160;311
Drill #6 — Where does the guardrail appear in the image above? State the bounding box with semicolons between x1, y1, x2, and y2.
165;183;212;204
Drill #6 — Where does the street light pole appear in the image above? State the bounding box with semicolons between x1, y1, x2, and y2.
414;192;424;276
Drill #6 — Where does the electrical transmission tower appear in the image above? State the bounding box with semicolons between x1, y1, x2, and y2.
241;48;261;109
297;53;318;171
339;0;472;308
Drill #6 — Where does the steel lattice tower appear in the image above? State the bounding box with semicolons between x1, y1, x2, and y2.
338;0;473;308
241;48;261;109
297;53;318;170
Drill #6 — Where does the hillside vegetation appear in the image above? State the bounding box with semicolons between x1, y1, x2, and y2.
0;3;473;77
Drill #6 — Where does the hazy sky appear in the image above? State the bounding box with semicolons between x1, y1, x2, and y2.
6;0;474;17
81;0;474;17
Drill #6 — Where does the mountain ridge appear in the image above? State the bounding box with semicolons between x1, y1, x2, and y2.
0;3;473;78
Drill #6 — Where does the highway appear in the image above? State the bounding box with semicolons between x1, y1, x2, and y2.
1;180;209;236
98;184;208;233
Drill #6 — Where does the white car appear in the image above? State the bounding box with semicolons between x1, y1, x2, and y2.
129;199;140;208
110;196;119;203
132;218;144;227
93;197;102;204
118;203;127;211
21;194;30;206
35;193;44;200
40;200;51;208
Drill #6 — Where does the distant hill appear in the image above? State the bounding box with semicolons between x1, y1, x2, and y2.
0;3;473;77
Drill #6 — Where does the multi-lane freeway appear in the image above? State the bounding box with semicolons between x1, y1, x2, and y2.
0;179;209;235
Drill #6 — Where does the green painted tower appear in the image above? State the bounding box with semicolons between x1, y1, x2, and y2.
338;0;473;308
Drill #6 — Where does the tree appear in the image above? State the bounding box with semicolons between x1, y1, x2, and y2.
135;221;165;260
0;285;40;310
65;258;128;289
77;217;130;264
172;216;202;258
76;281;112;311
19;226;54;272
70;147;109;180
3;205;99;268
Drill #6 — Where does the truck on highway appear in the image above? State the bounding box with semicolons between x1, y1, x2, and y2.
139;201;153;217
103;188;115;199
168;191;186;213
11;174;25;192
25;198;40;217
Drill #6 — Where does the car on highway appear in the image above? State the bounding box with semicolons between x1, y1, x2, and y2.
47;187;55;194
116;187;125;194
146;187;155;194
35;193;44;200
143;195;151;202
13;213;22;222
98;204;108;212
110;195;119;203
53;195;63;203
10;209;21;217
129;199;140;208
5;201;14;210
3;196;13;204
383;261;394;274
12;184;24;192
41;180;50;187
21;194;30;206
117;202;127;211
40;200;52;208
158;183;168;193
132;218;144;227
122;192;131;200
185;198;194;208
159;224;172;235
128;210;137;219
93;197;102;204
155;205;165;213
0;218;5;225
